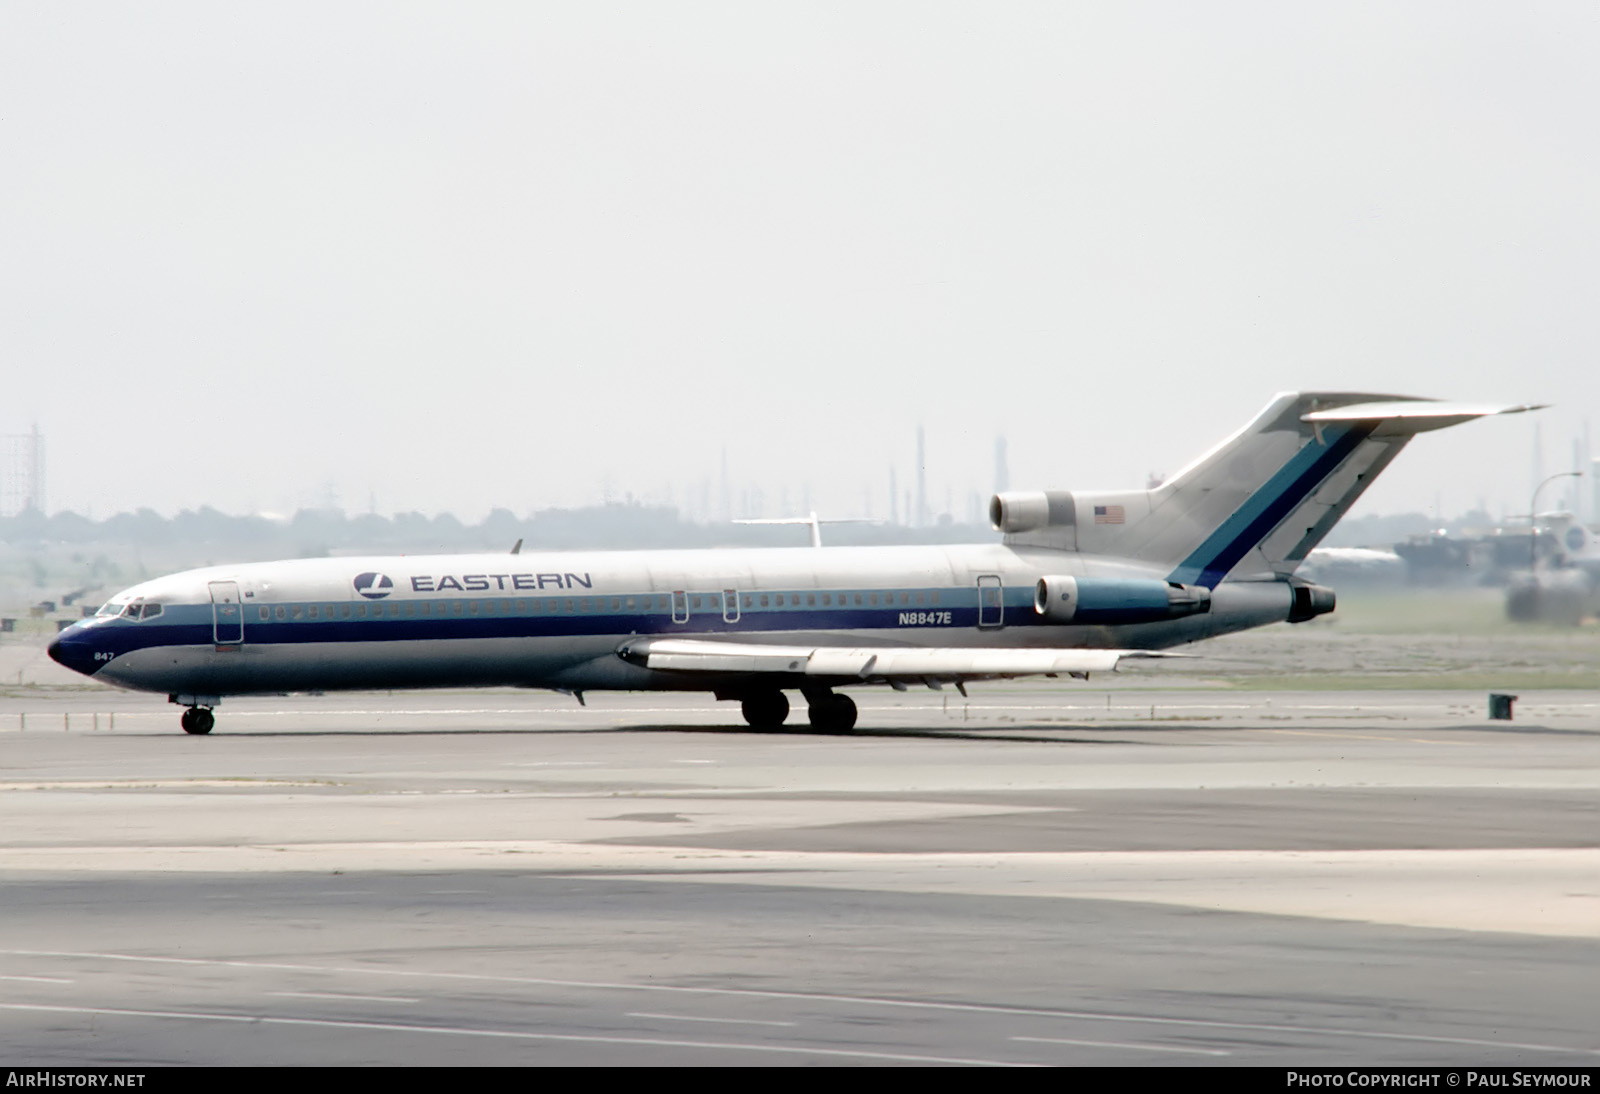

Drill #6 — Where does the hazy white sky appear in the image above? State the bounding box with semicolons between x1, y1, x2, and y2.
3;2;1597;523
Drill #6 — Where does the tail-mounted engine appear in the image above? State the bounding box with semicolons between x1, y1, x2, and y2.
1035;575;1211;625
991;491;1074;534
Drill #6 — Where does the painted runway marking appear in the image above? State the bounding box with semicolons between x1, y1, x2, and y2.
269;991;419;1004
9;949;1596;1057
1011;1035;1229;1057
627;1012;796;1028
0;1003;1031;1066
0;975;73;984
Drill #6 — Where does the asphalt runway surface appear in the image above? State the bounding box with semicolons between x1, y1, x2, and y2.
1;685;1597;1067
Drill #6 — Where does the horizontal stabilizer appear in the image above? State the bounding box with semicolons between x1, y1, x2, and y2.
1302;400;1544;436
620;638;1175;681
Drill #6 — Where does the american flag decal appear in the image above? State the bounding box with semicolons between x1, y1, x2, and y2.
1094;504;1125;524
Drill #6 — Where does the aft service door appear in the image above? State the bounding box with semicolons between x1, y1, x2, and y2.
210;581;244;645
976;574;1004;629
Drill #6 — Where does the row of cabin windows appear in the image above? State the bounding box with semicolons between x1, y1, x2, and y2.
254;589;944;621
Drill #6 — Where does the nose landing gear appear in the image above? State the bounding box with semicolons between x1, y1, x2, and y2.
179;707;215;735
170;695;222;735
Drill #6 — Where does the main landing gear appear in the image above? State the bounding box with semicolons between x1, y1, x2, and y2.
179;707;215;735
740;690;790;730
805;691;857;734
735;689;857;733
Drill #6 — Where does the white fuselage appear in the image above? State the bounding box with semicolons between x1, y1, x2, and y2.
52;543;1293;700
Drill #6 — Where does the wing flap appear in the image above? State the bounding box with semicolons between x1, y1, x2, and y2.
624;638;1172;681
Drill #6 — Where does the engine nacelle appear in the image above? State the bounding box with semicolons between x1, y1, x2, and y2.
990;490;1078;534
1035;575;1211;624
990;492;1050;533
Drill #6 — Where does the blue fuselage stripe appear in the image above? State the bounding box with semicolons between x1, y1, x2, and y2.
58;574;1196;672
61;586;1037;666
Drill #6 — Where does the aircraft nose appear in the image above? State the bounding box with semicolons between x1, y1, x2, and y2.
47;625;101;678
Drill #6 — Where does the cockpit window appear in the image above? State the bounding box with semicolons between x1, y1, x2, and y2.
98;598;162;620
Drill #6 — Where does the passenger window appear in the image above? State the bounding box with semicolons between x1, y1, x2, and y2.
517;600;527;613
930;591;940;605
869;594;878;606
854;593;863;606
259;607;269;621
743;595;753;608
822;594;831;606
406;603;416;617
899;592;909;606
610;598;620;611
807;594;816;607
275;606;287;620
452;602;463;616
342;604;353;619
564;600;574;612
915;592;925;605
759;595;769;607
775;594;785;607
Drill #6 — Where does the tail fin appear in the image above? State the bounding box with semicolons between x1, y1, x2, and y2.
996;392;1540;587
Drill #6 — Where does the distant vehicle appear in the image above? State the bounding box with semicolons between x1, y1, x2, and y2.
1395;527;1553;587
1506;512;1600;624
49;393;1535;734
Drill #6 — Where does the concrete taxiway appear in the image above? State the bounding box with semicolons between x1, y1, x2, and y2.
0;684;1596;1066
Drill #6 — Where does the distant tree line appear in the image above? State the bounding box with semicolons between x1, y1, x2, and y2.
0;503;997;556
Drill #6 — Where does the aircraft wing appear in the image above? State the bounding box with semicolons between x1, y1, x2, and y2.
619;638;1176;683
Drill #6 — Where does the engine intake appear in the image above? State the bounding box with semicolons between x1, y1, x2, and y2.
1035;575;1211;624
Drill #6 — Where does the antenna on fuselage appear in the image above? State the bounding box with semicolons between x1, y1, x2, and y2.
510;538;523;555
733;511;883;548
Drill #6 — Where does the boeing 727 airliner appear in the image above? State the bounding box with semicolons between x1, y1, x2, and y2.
49;392;1535;734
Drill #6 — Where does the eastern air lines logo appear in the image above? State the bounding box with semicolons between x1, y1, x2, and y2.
353;572;394;600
